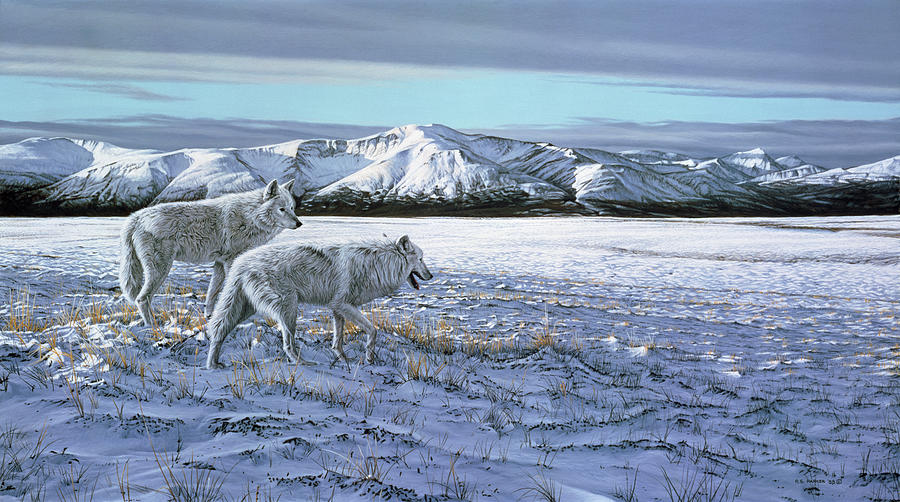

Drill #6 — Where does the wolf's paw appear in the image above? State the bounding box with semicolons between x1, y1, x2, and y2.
126;323;152;338
293;356;316;366
286;350;316;366
329;349;351;370
206;361;225;370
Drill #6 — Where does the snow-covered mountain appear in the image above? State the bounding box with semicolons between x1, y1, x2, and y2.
0;137;154;191
0;124;897;216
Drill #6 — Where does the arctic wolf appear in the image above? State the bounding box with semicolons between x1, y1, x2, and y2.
205;235;433;369
120;180;302;326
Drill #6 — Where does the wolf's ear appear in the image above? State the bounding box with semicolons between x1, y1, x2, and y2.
283;179;295;194
264;179;279;200
397;235;413;253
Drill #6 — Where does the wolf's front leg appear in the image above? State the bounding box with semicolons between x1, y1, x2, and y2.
336;305;378;364
205;261;228;317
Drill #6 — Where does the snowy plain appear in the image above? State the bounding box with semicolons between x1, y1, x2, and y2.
0;215;898;501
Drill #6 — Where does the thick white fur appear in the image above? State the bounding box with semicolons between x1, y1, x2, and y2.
205;235;433;369
119;180;302;326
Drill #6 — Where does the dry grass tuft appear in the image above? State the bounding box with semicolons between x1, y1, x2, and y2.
404;352;446;383
530;312;562;351
6;288;45;333
86;295;106;324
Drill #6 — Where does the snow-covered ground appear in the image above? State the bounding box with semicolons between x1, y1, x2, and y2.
1;216;898;501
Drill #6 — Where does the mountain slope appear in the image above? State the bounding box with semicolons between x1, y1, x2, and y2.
0;138;152;191
0;125;896;216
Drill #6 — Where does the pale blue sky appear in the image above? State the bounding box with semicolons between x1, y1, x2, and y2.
0;0;897;165
5;74;900;128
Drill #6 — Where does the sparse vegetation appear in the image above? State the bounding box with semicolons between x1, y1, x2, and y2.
7;288;45;333
2;216;899;501
516;469;563;502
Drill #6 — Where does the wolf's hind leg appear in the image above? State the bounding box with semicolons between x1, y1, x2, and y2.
206;283;254;369
278;307;315;366
205;261;228;317
330;313;348;361
335;305;378;364
134;245;175;326
244;282;313;365
257;294;313;366
328;313;351;371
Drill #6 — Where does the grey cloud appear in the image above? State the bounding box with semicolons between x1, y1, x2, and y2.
1;0;897;102
475;117;900;168
38;82;187;102
0;115;896;169
2;45;455;83
0;116;388;151
652;87;900;103
563;78;900;104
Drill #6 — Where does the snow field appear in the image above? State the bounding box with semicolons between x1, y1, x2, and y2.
0;216;898;501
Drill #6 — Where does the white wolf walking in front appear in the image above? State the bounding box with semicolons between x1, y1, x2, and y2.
119;180;302;326
205;235;433;369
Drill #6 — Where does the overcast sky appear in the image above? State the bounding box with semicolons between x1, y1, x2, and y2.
1;0;898;166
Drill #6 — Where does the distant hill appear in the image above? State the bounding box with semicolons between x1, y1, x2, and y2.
1;124;897;216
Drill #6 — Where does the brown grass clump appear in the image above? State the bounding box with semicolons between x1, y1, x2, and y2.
404;352;446;382
6;288;45;333
530;312;561;351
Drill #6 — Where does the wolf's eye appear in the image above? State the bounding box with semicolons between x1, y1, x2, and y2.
279;208;285;212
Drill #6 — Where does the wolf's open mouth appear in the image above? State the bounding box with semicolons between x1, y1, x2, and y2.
408;271;424;290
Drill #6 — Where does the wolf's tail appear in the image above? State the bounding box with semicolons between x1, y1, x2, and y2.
118;217;143;301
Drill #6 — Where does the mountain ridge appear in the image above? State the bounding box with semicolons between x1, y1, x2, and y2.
1;124;897;216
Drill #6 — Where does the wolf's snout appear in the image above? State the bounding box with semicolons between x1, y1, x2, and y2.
294;218;303;228
407;270;427;290
407;268;433;290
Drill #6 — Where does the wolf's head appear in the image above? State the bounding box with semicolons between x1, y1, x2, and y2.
397;235;433;290
258;179;302;230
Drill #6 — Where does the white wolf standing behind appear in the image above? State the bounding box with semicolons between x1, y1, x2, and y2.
205;235;433;369
120;180;302;326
